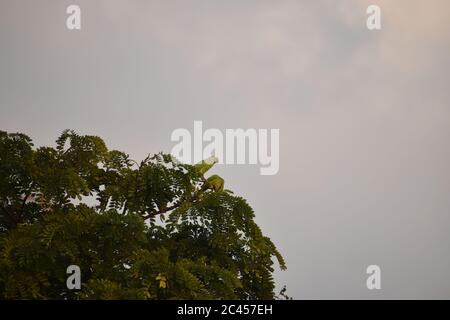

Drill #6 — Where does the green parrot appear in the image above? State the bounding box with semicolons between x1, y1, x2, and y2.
204;174;224;192
194;156;224;193
194;156;219;176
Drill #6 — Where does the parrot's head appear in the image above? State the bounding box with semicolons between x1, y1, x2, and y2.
204;156;219;165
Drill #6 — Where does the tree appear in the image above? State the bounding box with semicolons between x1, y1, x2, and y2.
0;130;286;299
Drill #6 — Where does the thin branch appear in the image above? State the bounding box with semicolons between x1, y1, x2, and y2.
142;188;207;220
143;202;181;220
20;193;31;219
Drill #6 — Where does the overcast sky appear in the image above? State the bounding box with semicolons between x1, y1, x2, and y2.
1;0;450;299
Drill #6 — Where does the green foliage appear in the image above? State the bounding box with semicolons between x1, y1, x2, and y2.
0;130;286;299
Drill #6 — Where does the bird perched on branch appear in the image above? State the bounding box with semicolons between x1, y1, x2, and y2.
204;174;224;192
194;155;219;176
194;156;225;193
